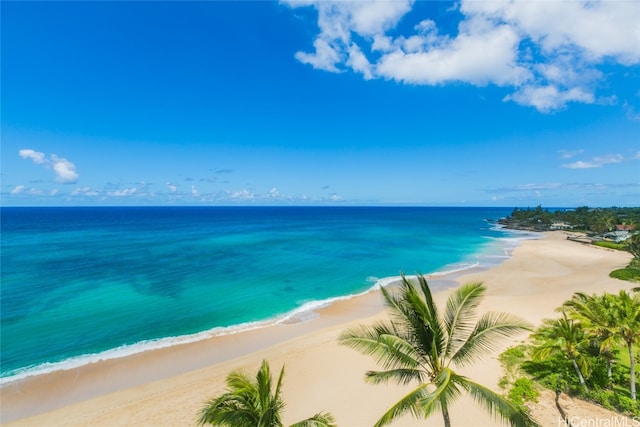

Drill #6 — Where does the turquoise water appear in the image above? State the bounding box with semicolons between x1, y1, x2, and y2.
1;206;524;382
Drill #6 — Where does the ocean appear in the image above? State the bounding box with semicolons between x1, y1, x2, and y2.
0;206;532;383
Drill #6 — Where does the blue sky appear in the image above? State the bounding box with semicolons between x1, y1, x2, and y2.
2;1;639;207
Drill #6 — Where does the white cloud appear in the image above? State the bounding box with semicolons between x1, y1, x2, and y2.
284;0;640;112
167;182;177;193
230;189;254;199
19;149;47;164
346;43;373;80
50;155;79;183
504;85;594;112
462;1;640;64
268;187;282;198
494;182;610;193
512;183;564;191
71;186;100;196
8;186;44;196
295;38;343;72
562;154;624;169
10;185;25;195
287;0;412;72
376;24;529;86
18;149;79;183
558;149;585;159
107;187;138;197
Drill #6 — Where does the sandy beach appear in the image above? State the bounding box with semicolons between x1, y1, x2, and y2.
2;231;636;426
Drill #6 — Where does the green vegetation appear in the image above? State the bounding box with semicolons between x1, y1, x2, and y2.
628;233;640;259
532;314;592;392
498;346;540;411
338;274;538;427
594;241;628;251
198;359;336;427
499;289;640;418
500;206;640;235
508;379;540;410
610;267;640;282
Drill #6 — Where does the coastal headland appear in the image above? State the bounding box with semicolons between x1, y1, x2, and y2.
2;231;636;426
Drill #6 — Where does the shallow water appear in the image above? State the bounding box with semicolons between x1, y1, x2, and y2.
1;206;526;381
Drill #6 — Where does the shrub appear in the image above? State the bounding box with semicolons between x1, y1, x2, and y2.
508;378;539;409
587;388;640;417
614;394;640;417
500;345;528;363
594;241;627;251
610;266;640;281
498;375;510;390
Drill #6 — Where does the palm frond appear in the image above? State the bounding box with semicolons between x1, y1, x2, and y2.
198;393;259;426
413;274;446;354
399;276;444;364
256;360;273;410
443;282;485;359
373;382;431;427
386;274;446;367
451;311;531;367
273;363;286;410
338;323;420;371
414;367;462;418
460;377;540;427
226;371;258;395
289;412;337;427
254;361;285;427
365;368;426;385
531;343;555;362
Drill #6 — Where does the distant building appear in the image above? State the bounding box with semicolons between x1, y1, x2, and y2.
615;224;635;231
550;222;572;230
603;230;631;243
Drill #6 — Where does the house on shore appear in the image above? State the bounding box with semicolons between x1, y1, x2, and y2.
602;225;635;243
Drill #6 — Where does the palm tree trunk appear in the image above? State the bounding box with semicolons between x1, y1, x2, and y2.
606;359;612;383
554;389;568;426
571;358;589;392
441;402;452;427
628;342;636;401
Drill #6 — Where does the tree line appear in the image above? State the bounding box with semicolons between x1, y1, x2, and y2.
499;206;640;235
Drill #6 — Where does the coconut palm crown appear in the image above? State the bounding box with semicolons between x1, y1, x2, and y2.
561;290;639;401
198;359;336;427
338;274;538;427
532;313;592;392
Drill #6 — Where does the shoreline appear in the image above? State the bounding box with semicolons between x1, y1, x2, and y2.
0;272;469;423
0;226;530;387
2;231;635;426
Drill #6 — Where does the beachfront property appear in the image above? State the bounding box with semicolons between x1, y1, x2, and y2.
549;222;574;230
603;229;633;243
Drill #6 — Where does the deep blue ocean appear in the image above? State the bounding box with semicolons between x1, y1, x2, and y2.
1;206;529;382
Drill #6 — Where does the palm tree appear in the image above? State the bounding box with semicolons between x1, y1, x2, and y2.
338;274;537;427
562;292;619;382
627;232;640;259
532;314;591;393
198;359;336;427
610;290;640;401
